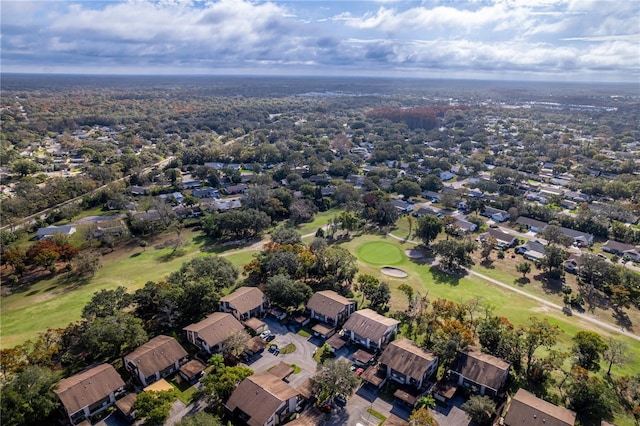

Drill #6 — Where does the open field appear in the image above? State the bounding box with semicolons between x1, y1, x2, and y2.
0;228;262;348
342;233;640;379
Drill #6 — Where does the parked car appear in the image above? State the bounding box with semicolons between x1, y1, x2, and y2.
266;334;276;342
260;330;272;339
333;394;347;406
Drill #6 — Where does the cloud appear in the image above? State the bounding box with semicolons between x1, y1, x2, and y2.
0;0;637;81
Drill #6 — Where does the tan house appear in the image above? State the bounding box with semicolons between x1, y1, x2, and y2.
504;388;576;426
54;364;125;425
225;372;301;426
305;290;357;327
220;287;269;321
183;312;245;354
449;349;510;397
342;309;400;351
378;338;438;390
123;335;189;386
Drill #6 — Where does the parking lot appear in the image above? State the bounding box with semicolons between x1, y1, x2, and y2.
244;316;413;426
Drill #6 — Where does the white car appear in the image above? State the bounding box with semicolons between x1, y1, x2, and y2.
260;330;272;339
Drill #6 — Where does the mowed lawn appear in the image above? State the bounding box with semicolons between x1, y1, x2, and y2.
342;233;640;378
0;229;262;349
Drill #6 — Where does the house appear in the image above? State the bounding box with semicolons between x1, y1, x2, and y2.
449;349;510;397
123;335;188;386
560;227;593;247
342;309;400;351
565;190;590;203
602;240;637;256
378;338;438;390
504;388;576;426
454;218;477;233
392;199;414;214
54;364;125;425
516;217;548;233
182;180;202;189
422;190;441;202
481;207;509;222
159;192;185;203
306;290;357;328
516;240;546;262
413;207;444;219
539;186;565;197
225;372;301;426
479;229;517;249
35;225;76;240
210;197;243;211
440;171;455;181
224;183;249;195
183;312;245;354
192;187;220;199
219;287;269;321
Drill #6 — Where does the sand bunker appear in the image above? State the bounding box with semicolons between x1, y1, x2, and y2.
380;267;408;278
405;249;424;259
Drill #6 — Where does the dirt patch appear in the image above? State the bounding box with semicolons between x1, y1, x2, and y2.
380;266;408;278
405;249;424;259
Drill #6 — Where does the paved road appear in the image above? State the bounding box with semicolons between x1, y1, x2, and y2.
1;156;174;231
386;232;640;342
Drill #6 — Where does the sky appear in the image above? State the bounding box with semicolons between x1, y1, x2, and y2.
1;0;639;82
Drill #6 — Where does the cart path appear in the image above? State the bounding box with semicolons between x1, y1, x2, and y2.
386;232;640;342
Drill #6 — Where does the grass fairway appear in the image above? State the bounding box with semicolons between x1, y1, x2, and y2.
346;234;640;378
357;241;404;265
0;229;263;349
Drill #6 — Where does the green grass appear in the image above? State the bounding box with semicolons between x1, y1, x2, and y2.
357;241;404;265
280;343;296;354
343;234;640;378
296;208;342;236
0;228;262;348
366;408;386;425
167;376;200;405
291;364;302;374
297;329;312;338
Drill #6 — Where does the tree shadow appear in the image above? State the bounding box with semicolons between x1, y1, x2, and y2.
513;277;530;286
480;259;495;269
429;267;463;286
158;248;188;262
613;309;633;332
130;252;141;258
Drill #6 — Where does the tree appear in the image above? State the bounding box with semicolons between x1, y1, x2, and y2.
568;366;616;423
480;236;496;261
462;395;495;425
82;312;148;360
433;238;477;271
394;180;422;198
540;245;567;278
408;406;439;426
201;357;253;404
175;412;224;426
264;274;312;311
313;360;360;401
73;250;101;277
221;330;250;359
603;338;628;375
133;390;177;426
0;366;59;426
515;261;531;278
572;331;608;371
540;225;574;247
82;286;133;320
415;215;443;247
521;317;560;378
270;227;302;245
369;282;391;311
355;274;380;305
11;159;42;176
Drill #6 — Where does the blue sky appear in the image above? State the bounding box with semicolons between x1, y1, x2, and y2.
2;0;639;82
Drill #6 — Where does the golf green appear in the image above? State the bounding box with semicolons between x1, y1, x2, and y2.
357;241;404;265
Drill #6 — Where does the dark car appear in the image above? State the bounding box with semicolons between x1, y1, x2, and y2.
266;334;276;342
333;394;347;406
268;344;278;353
